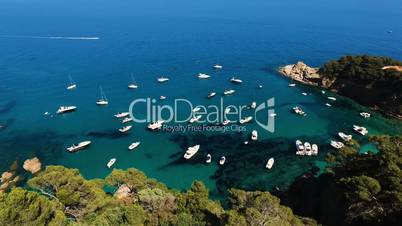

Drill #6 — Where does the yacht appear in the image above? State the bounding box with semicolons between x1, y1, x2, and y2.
295;140;305;155
198;73;211;79
266;158;275;169
353;125;368;135
119;125;132;133
128;75;138;89
189;115;202;123
239;116;253;124
192;107;201;112
360;112;371;118
160;96;167;100
213;64;223;69
312;144;318;155
122;117;133;123
330;140;345;149
56;106;77;114
288;82;296;87
183;145;200;159
157;77;169;83
66;75;77;90
230;77;243;84
114;112;130;118
222;120;231;126
338;132;352;142
96;86;108;106
67;141;91;153
223;89;235;95
304;142;312;156
327;97;337;101
219;156;226;165
250;101;257;109
148;120;164;130
206;154;212;163
107;158;116;168
293;106;306;116
207;92;216;99
251;130;258;141
128;142;141;150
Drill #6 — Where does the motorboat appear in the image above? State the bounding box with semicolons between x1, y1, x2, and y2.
128;142;141;150
250;101;257;109
269;113;277;117
222;120;231;126
244;141;249;145
96;86;108;105
66;75;76;90
213;64;223;69
119;125;132;133
67;141;91;153
330;140;344;149
189;115;202;123
293;106;306;116
160;96;167;100
321;90;326;94
325;103;332;107
312;144;318;155
239;116;253;124
223;89;235;95
304;142;312;156
56;106;77;114
183;145;200;159
192;107;201;112
327;97;336;101
296;140;305;155
122;117;133;123
266;158;275;169
157;77;169;83
148;120;164;130
107;158;116;168
338;132;352;142
360;112;371;118
44;112;49;116
114;112;130;118
207;92;216;99
219;156;226;165
198;73;211;79
353;125;368;135
258;85;263;89
302;92;308;96
230;77;243;84
251;130;258;141
288;83;296;87
206;154;212;163
128;74;138;89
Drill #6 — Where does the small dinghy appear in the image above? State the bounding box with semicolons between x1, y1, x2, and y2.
250;101;257;109
219;156;226;165
160;96;167;100
251;130;258;141
360;112;371;118
206;154;212;163
222;120;231;126
128;142;141;150
192;107;201;112
293;106;306;116
325;103;332;107
327;97;337;101
266;158;275;169
223;89;235;95
189;115;202;123
157;77;169;83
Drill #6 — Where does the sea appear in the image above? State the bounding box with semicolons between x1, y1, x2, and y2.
0;0;401;197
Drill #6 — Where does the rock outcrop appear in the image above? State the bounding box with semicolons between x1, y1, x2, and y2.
278;62;335;87
23;157;42;174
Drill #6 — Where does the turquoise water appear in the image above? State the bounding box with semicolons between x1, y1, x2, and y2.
0;0;401;196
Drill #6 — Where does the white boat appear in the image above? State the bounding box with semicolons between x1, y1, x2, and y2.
148;120;164;130
269;113;277;117
288;83;296;87
250;101;257;109
160;96;166;100
321;90;326;94
327;97;337;101
224;107;231;114
192;107;201;112
114;112;130;118
251;130;258;141
325;103;332;107
258;85;263;89
96;86;108;105
295;140;305;155
56;106;77;114
122;117;133;123
222;120;231;126
207;92;216;99
67;141;91;153
213;64;223;69
189;115;202;123
312;144;318;155
223;89;235;95
353;125;368;135
119;125;132;133
66;75;77;90
266;158;274;169
239;116;253;124
206;154;212;163
302;92;308;96
128;74;138;89
360;112;371;118
107;158;116;168
198;73;211;79
244;141;249;145
338;132;352;142
157;77;169;83
304;142;312;156
128;142;141;150
330;140;344;149
219;156;226;165
230;77;243;84
293;106;306;116
183;145;200;159
44;112;49;116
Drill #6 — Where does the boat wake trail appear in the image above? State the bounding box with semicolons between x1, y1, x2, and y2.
0;35;100;40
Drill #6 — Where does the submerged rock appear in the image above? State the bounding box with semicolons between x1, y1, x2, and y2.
23;157;42;174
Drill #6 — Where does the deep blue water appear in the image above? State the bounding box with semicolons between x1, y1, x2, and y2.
0;0;401;196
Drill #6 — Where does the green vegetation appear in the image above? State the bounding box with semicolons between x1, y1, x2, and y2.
284;135;402;226
0;166;315;225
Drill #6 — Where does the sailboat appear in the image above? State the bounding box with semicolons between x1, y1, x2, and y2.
128;74;138;89
96;86;109;105
66;75;77;90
